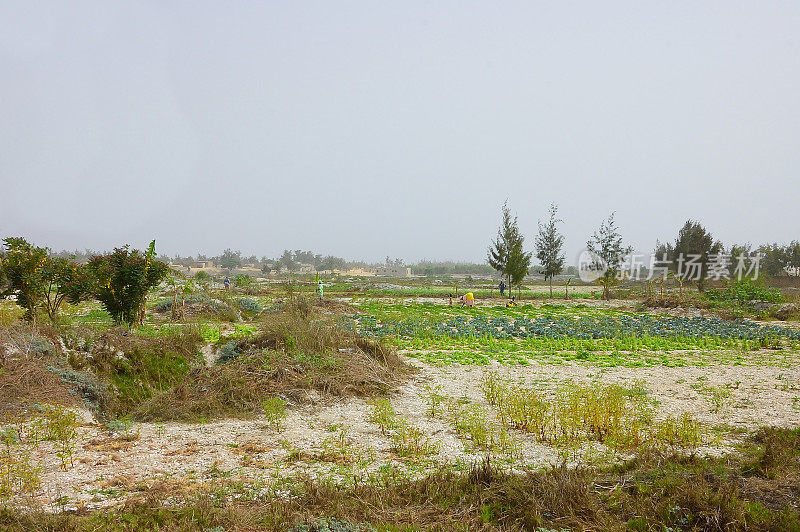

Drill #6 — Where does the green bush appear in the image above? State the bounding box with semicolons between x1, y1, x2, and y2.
97;335;202;417
706;279;784;305
86;241;169;326
234;274;252;288
193;270;211;283
262;397;287;430
216;340;243;364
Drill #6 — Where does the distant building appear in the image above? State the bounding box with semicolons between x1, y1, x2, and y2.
376;265;412;277
194;260;214;269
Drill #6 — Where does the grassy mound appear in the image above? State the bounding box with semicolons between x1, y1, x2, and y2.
133;304;409;422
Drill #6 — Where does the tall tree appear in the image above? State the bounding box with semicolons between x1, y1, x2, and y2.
535;203;566;298
488;202;532;294
587;213;631;300
218;249;242;271
671;221;723;291
758;243;790;277
278;250;296;271
788;241;800;276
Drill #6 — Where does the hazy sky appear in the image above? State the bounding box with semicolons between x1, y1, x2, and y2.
2;1;798;264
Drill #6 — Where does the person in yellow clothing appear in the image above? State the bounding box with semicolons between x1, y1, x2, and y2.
460;292;475;307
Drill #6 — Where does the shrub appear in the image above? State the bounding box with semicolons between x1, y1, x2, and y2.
391;419;439;458
84;330;203;418
40;405;80;470
0;424;40;499
85;241;169;326
193;270;211;283
130;308;408;422
237;298;262;313
105;416;135;435
706;278;784;305
216;340;243;364
46;365;106;413
367;398;397;434
234;274;252;288
262;397;287;430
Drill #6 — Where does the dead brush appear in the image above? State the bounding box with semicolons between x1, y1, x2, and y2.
132;307;409;422
0;325;82;417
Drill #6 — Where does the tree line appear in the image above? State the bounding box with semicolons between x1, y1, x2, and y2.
487;202;800;300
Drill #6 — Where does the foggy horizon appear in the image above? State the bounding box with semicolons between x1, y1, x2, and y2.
2;2;798;265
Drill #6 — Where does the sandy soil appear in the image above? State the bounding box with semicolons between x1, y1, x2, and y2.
16;355;800;511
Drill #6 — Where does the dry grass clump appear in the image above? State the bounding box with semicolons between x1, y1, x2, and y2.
0;325;81;416
482;372;703;456
0;356;81;416
133;306;409;422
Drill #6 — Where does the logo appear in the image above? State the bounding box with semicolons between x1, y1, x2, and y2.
577;249;606;283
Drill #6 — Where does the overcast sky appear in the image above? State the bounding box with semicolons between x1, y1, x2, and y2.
1;1;798;264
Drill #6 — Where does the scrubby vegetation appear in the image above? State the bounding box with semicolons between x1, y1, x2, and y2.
1;241;800;529
1;427;799;530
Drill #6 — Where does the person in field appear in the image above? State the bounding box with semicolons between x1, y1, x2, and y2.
499;280;506;297
223;276;230;289
460;292;475;307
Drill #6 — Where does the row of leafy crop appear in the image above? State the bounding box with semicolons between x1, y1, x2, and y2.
403;345;800;368
349;312;800;342
355;301;615;322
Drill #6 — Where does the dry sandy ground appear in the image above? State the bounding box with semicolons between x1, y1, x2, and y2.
16;356;800;511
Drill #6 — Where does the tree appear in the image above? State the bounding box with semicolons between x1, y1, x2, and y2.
728;243;753;279
758;243;790;277
0;237;49;321
0;238;87;323
788;241;800;276
40;256;90;322
278;250;296;271
86;241;169;326
587;213;631;300
671;221;722;291
654;221;723;291
218;249;242;271
488;202;532;294
319;255;346;271
535;203;566;298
